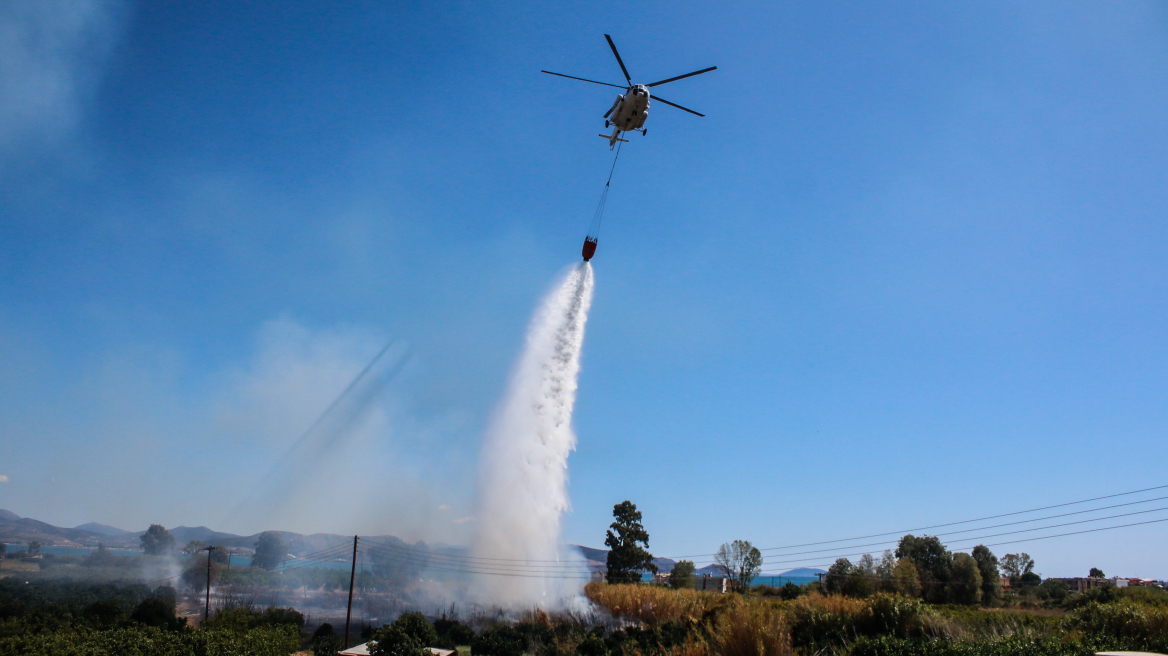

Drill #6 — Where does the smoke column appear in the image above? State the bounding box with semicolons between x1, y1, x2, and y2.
472;263;595;607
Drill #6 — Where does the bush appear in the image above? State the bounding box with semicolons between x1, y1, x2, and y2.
849;636;1095;656
1066;601;1168;652
434;617;475;648
371;611;440;656
0;624;300;656
314;623;344;655
787;594;926;653
472;625;527;656
203;606;305;632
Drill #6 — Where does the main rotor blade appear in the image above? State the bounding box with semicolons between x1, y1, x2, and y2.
604;34;632;84
541;71;626;89
652;95;705;117
647;66;717;87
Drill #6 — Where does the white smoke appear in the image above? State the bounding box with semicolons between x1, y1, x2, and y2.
471;263;595;608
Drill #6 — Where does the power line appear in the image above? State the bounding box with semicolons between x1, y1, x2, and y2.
666;482;1168;560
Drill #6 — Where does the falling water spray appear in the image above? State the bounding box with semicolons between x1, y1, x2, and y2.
472;263;595;607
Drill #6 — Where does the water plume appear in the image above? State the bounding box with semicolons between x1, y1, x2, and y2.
472;263;595;608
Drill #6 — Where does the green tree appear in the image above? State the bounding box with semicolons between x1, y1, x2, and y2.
370;611;438;656
825;558;852;595
669;560;696;589
314;623;344;656
1089;567;1105;579
27;540;42;554
140;525;175;555
713;540;763;590
182;540;204;555
604;501;656;583
181;552;223;593
876;550;897;592
1039;578;1070;603
950;553;983;605
999;553;1034;584
893;558;922;597
895;535;951;603
251;531;288;571
971;545;1001;606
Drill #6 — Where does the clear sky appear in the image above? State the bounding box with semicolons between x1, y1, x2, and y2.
2;0;1167;579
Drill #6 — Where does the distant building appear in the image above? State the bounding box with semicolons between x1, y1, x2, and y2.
694;575;730;593
1045;577;1128;593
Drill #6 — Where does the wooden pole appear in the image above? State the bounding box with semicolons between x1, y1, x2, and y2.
344;535;358;649
204;546;214;622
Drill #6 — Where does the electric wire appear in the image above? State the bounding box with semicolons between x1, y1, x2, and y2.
666;483;1168;559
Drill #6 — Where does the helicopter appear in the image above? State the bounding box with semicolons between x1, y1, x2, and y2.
542;35;716;149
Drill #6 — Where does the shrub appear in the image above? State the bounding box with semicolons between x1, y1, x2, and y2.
472;625;527;656
1066;601;1168;651
371;612;441;656
713;602;792;656
434;616;475;648
849;636;1095;656
787;594;925;653
203;606;305;631
0;624;300;656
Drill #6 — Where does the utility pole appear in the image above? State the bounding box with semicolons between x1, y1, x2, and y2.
204;546;215;623
344;535;358;649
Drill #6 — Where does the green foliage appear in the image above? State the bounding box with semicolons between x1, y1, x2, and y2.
434;616;475;649
669;560;696;590
83;544;123;568
1066;600;1168;652
0;624;300;656
604;500;656;584
893;559;922;598
1037;579;1069;604
998;554;1033;585
314;622;343;656
969;546;1000;606
1088;568;1104;579
203;606;305;632
825;558;853;595
370;611;439;656
130;596;185;631
788;593;926;654
252;531;288;571
27;541;42;554
949;554;982;606
849;636;1096;656
472;625;528;656
140;525;175;555
896;536;951;604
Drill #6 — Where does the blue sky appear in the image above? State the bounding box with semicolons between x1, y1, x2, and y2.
2;0;1167;578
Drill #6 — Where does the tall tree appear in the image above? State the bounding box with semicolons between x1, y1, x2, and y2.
669;560;696;590
895;535;951;603
825;558;852;595
26;541;41;554
251;531;288;571
1089;567;1105;579
714;540;763;590
999;553;1034;583
876;550;897;592
970;545;1001;606
950;553;983;605
893;558;922;597
844;553;877;597
605;501;656;583
140;525;174;555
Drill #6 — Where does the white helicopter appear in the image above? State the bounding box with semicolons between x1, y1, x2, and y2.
543;35;716;149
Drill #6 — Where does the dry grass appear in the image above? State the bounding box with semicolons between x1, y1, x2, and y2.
713;602;793;656
586;583;742;626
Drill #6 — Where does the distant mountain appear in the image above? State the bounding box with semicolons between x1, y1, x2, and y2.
778;567;825;577
0;513;121;548
74;522;133;537
0;510;20;522
572;545;673;573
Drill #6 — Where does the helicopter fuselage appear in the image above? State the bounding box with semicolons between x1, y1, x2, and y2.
607;85;650;133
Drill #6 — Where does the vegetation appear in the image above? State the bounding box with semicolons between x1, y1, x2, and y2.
714;541;763;590
605;501;657;584
671;561;697;590
140;524;176;555
252;531;289;571
0;579;301;656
